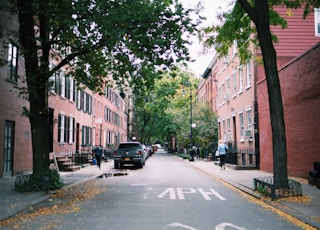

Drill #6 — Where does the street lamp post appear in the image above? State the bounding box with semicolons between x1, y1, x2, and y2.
188;82;194;162
183;81;194;162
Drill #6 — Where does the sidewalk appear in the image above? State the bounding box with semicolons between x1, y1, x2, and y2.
188;158;320;229
0;160;114;221
0;156;319;229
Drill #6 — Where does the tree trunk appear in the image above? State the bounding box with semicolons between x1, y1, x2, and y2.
254;0;288;188
18;0;50;177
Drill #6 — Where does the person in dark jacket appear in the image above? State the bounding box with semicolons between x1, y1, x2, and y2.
94;146;103;169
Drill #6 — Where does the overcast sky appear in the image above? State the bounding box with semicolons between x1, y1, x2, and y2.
180;0;232;76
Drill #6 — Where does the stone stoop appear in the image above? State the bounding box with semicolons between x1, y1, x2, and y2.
56;156;81;172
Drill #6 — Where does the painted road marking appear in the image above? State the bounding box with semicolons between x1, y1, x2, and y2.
157;187;226;200
164;222;246;230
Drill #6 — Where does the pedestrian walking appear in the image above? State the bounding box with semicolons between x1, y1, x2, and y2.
218;140;228;170
93;146;103;169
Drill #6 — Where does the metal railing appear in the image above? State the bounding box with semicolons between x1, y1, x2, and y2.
254;176;302;200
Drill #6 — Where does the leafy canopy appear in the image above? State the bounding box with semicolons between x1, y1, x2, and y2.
51;0;201;94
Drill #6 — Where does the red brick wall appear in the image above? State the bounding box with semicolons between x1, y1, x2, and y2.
258;42;320;178
281;42;320;177
0;58;33;177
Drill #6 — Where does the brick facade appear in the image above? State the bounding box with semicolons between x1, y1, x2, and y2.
258;42;320;178
0;8;128;178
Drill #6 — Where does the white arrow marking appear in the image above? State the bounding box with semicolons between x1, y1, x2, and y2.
165;223;197;230
216;223;246;230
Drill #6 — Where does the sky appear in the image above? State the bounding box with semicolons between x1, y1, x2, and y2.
180;0;231;76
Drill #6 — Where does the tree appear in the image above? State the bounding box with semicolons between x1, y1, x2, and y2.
134;68;217;151
203;0;319;189
192;102;218;148
134;70;185;144
3;0;201;182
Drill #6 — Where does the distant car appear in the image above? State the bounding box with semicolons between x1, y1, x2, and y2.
113;142;147;169
146;145;154;156
141;144;149;159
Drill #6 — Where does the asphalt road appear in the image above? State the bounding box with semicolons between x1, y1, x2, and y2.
1;152;303;230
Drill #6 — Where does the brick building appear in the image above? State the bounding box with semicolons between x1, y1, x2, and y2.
0;7;129;177
256;7;320;177
0;9;33;177
258;42;320;178
200;7;320;174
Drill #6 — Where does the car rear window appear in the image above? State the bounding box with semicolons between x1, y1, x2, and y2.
118;143;140;149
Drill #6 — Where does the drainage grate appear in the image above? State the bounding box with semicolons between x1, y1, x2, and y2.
97;171;128;179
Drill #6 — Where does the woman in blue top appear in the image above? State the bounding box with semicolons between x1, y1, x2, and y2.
218;140;228;170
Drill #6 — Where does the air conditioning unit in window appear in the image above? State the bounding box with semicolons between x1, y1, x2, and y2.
244;129;252;137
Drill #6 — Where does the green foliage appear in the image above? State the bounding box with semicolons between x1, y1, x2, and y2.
15;169;64;192
134;68;218;148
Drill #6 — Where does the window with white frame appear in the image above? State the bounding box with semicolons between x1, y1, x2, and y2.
238;65;243;92
76;88;81;110
81;126;92;146
222;120;226;137
58;114;65;143
7;43;18;82
239;112;244;139
221;82;225;102
218;86;222;105
315;8;320;36
59;71;65;98
246;109;252;130
226;77;230;100
58;115;74;144
65;117;74;144
226;118;231;141
232;71;237;97
246;62;251;88
65;77;74;102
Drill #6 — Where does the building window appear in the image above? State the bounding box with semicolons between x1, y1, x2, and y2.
239;112;244;140
315;8;320;36
226;77;230;100
59;71;65;98
232;71;237;97
222;119;226;138
7;43;18;82
58;115;65;143
82;126;92;146
65;77;74;102
226;118;231;142
58;115;74;144
238;65;243;93
246;62;251;88
246;109;252;130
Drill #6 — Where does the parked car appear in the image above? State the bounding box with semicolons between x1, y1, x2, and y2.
113;142;147;169
141;144;149;159
146;145;154;156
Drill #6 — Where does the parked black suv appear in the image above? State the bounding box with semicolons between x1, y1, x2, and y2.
113;142;147;169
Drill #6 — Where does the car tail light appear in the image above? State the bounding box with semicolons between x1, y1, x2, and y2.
138;150;142;155
113;151;117;156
